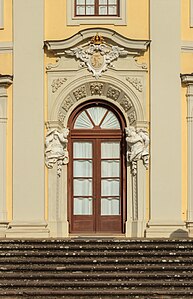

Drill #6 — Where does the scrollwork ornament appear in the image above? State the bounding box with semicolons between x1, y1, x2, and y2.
45;128;69;176
65;34;128;79
125;126;149;176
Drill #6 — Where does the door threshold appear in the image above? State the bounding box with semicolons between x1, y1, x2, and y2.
69;234;126;239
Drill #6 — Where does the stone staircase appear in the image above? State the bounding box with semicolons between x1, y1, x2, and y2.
0;239;193;298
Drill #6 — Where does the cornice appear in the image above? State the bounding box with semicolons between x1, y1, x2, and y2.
45;28;150;56
0;75;13;87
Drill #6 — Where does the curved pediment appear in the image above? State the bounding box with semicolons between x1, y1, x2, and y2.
45;28;150;56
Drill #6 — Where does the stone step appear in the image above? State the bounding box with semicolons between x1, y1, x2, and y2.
1;263;193;271
0;250;192;257
0;288;193;297
0;271;192;279
1;279;193;288
0;256;192;264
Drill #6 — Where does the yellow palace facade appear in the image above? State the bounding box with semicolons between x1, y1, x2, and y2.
0;0;193;239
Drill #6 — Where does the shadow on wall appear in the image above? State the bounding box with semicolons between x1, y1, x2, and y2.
170;229;189;239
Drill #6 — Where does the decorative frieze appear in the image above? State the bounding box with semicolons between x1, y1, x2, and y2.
62;96;75;112
45;128;69;176
90;83;103;95
127;77;143;92
107;86;121;101
128;111;137;125
125;126;149;176
52;78;67;93
73;86;86;101
119;96;133;112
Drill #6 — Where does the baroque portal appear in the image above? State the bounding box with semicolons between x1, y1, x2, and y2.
44;28;149;237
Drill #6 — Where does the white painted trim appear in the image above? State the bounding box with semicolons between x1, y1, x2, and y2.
66;0;127;26
0;0;4;29
0;42;13;53
190;0;193;27
181;40;193;53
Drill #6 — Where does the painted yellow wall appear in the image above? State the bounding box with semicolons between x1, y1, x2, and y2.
45;0;149;40
0;0;12;41
181;0;193;41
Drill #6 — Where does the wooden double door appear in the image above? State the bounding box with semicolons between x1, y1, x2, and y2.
68;103;126;234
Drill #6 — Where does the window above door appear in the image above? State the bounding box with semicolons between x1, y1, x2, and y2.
66;0;126;25
75;0;119;17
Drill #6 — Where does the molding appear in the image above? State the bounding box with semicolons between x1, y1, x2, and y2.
45;28;150;56
0;0;4;29
0;74;13;86
181;73;193;85
181;40;193;53
66;0;127;26
0;42;13;53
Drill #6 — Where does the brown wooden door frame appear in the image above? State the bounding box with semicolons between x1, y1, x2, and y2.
67;100;126;235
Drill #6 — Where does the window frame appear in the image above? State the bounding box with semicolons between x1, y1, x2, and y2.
74;0;120;18
0;0;4;29
67;0;127;26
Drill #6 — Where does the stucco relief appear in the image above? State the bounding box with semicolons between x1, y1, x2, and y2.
125;126;149;176
45;128;69;176
57;82;138;126
90;83;104;95
52;78;67;93
127;77;143;92
65;34;129;79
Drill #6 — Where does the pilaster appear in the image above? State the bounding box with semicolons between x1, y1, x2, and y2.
147;0;186;237
0;75;12;236
8;0;49;237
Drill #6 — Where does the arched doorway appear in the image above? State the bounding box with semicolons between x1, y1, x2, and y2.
68;100;126;234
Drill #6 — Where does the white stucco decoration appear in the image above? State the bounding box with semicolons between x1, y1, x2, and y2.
65;34;128;79
45;128;69;176
125;126;149;176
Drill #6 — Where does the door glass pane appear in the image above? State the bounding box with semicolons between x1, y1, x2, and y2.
74;160;92;177
74;198;92;215
87;107;107;126
74;111;93;129
99;0;107;4
101;142;120;158
86;0;94;3
109;0;117;4
73;142;92;158
74;179;92;196
101;111;120;129
101;179;120;196
101;160;120;177
101;197;120;215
